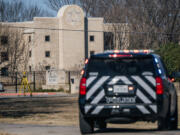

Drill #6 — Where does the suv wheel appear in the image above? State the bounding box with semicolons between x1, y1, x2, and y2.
99;121;107;129
96;120;107;130
79;112;94;134
158;102;171;130
170;96;178;130
158;117;169;130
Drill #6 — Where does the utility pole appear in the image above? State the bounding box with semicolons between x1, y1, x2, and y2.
15;72;18;93
84;16;88;60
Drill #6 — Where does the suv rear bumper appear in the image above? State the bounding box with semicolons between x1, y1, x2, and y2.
80;104;160;122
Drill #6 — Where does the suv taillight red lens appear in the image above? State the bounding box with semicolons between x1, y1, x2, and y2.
156;77;163;95
80;78;86;95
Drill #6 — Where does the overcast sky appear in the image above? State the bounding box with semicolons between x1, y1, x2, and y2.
22;0;47;6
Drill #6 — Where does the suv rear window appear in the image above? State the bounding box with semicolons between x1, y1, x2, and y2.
87;57;155;76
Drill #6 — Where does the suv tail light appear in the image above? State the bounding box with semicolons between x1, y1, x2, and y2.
156;77;163;95
80;77;86;95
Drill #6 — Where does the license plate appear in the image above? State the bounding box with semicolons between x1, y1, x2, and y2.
113;85;128;93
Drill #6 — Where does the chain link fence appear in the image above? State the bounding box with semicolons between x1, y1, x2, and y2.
0;70;81;94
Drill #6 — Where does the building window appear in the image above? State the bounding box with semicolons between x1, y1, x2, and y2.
45;66;50;70
29;66;32;72
1;36;8;44
29;51;32;57
1;52;8;62
1;67;8;76
29;36;31;43
45;51;50;57
90;35;94;42
90;51;95;56
45;35;50;42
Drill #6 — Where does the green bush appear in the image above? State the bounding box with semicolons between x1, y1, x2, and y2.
156;43;180;75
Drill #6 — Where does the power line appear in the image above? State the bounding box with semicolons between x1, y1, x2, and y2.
116;7;180;11
6;25;180;35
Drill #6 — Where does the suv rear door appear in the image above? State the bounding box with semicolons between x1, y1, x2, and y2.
85;55;157;108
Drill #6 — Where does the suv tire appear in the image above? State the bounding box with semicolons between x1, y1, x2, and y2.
79;112;94;134
97;120;107;130
170;96;178;130
158;117;169;130
158;101;171;130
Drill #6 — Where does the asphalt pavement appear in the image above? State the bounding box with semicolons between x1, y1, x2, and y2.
0;123;180;135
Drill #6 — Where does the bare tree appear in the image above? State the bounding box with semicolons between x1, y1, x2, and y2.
0;24;30;82
125;0;180;48
46;0;101;16
46;0;79;12
91;0;180;49
0;0;51;22
45;0;179;49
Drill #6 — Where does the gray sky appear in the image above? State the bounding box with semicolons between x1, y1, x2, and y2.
21;0;57;15
21;0;47;6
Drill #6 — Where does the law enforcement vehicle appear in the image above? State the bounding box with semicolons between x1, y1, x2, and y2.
79;50;179;134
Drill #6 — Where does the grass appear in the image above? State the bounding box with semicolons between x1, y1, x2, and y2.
0;94;179;129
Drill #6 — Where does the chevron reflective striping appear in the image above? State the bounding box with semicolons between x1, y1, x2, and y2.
108;76;133;85
91;106;104;114
131;76;156;99
150;105;157;113
136;105;150;114
145;76;156;87
91;90;105;104
86;76;109;100
136;89;152;104
85;105;92;114
86;76;97;87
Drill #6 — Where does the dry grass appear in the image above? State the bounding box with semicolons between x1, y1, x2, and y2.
0;93;179;129
0;96;78;126
0;133;14;135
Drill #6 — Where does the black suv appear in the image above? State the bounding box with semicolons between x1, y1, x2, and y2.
79;50;179;134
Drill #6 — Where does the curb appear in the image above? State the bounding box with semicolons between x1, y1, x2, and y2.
0;92;58;97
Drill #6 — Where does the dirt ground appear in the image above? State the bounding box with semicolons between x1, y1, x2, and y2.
0;133;12;135
0;95;179;130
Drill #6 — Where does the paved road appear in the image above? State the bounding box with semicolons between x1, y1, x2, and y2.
0;123;180;135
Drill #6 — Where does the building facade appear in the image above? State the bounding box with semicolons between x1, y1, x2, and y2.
0;5;129;92
0;5;129;72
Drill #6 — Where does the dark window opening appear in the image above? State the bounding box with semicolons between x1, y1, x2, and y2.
45;51;50;57
71;78;74;84
45;66;50;70
90;51;95;56
1;67;8;76
29;51;32;57
29;66;32;72
29;36;31;43
1;52;8;62
1;36;8;44
45;35;50;42
90;35;94;42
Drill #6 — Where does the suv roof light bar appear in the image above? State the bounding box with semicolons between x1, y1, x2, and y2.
105;49;154;54
109;54;132;58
